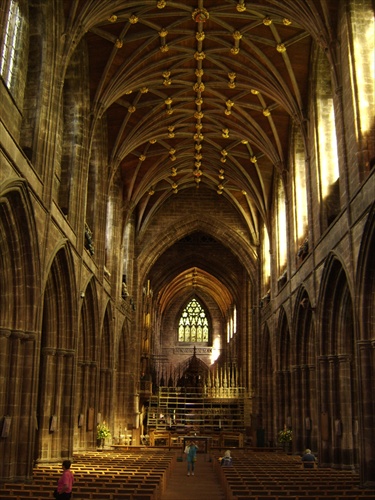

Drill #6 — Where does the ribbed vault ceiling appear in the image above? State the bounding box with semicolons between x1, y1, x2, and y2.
158;267;233;315
62;0;337;310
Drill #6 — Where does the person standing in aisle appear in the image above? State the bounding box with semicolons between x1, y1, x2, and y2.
53;460;74;499
186;440;198;476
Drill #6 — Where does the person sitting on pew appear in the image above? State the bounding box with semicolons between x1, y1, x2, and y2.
301;449;316;468
221;450;233;467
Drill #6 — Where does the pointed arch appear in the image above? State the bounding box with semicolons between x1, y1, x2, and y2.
42;245;77;349
313;45;340;231
317;254;358;470
0;179;41;329
290;124;309;249
138;216;258;282
75;277;100;451
356;203;375;486
115;320;130;437
275;308;292;446
0;179;41;479
78;278;99;362
294;289;316;366
98;303;114;428
275;174;288;275
258;324;274;447
36;244;77;463
292;287;318;453
115;317;136;438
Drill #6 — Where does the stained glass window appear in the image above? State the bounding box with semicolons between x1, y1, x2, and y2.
178;298;209;342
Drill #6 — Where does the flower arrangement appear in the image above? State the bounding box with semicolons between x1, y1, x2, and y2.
278;427;292;443
97;421;111;441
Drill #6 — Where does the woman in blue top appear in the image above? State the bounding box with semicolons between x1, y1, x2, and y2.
186;440;198;476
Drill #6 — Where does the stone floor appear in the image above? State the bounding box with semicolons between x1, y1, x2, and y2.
161;455;225;500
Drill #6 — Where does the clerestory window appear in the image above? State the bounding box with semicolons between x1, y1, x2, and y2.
1;0;22;90
178;298;209;343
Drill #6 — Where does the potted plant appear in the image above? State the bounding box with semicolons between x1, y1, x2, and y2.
97;421;111;449
278;425;292;452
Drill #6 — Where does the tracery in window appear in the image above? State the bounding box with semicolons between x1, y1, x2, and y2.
178;298;209;343
292;126;308;245
1;0;22;90
351;0;375;138
276;176;287;274
315;49;340;227
261;223;271;295
349;0;375;175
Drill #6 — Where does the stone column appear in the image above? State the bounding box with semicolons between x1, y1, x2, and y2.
357;340;375;486
18;332;37;477
337;354;355;468
36;347;56;462
89;362;98;446
0;329;11;415
308;363;318;452
63;349;75;456
318;355;330;466
300;365;309;452
328;355;338;466
275;370;283;431
54;350;65;431
291;365;301;452
79;362;90;448
0;328;11;479
5;332;26;477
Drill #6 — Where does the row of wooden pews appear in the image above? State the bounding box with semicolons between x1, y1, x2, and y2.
2;448;375;500
212;450;375;500
0;449;176;500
